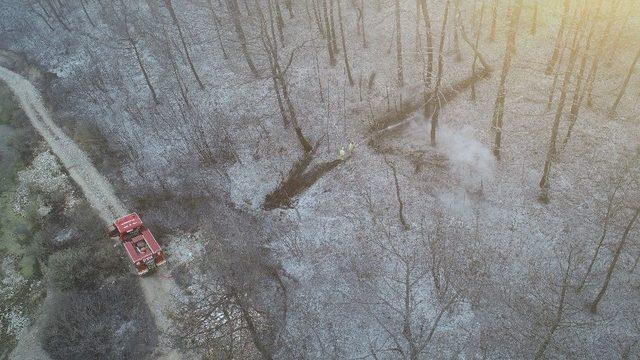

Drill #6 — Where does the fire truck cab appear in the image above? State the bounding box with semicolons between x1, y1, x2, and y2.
109;213;166;275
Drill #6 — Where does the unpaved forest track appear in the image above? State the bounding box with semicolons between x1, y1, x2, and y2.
0;63;182;359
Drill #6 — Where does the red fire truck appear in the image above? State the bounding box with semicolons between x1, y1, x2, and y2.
108;213;166;275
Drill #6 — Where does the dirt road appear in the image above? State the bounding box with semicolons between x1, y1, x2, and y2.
0;61;182;359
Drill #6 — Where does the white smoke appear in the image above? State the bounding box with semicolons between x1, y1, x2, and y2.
436;124;496;191
403;115;496;192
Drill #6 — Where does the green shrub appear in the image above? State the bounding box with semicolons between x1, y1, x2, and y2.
0;190;42;278
47;246;92;290
0;85;27;127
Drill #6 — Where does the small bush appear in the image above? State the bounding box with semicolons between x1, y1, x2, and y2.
0;85;26;127
0;189;42;278
48;243;126;291
43;278;157;360
45;198;128;291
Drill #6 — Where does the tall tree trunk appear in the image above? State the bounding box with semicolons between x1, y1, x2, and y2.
414;0;422;59
530;0;538;35
395;0;404;86
336;0;354;86
546;40;568;110
284;0;294;18
590;208;640;313
383;155;409;230
232;290;274;360
489;0;498;41
311;0;325;38
228;0;259;76
452;0;462;62
79;0;95;27
164;0;205;89
359;0;367;48
258;0;312;153
275;0;285;43
545;0;571;75
329;0;339;54
610;45;640;115
534;251;572;359
491;0;523;160
563;0;603;146
429;0;450;147
130;39;160;105
208;0;229;59
44;0;71;31
606;8;631;68
585;0;619;107
27;1;55;31
577;180;622;292
471;0;486;101
322;0;336;66
161;23;191;107
539;7;584;201
418;0;434;90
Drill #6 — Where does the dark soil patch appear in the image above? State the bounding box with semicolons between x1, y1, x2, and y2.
263;147;344;210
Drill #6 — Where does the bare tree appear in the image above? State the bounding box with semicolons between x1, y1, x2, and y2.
25;0;55;31
610;45;640;115
584;0;620;106
577;167;627;292
43;0;72;32
383;155;409;230
605;3;632;68
534;249;574;359
322;0;336;66
274;0;286;43
257;0;312;153
590;207;640;313
530;0;538;35
79;0;95;27
336;0;354;86
172;213;288;360
350;221;462;359
546;0;571;75
563;0;603;146
428;0;450;147
491;0;524;159
394;0;404;86
310;0;326;38
163;0;205;89
330;0;340;54
452;0;462;62
471;0;486;101
539;6;585;201
417;0;434;90
353;0;367;48
206;0;229;59
227;0;259;76
489;0;498;41
106;1;160;104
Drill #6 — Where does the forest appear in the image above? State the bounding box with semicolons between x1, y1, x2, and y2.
1;0;639;359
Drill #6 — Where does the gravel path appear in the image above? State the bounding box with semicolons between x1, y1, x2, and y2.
1;62;182;360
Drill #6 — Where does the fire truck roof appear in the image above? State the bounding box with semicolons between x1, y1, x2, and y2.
114;213;143;234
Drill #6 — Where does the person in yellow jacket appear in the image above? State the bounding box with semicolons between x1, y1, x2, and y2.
339;141;355;160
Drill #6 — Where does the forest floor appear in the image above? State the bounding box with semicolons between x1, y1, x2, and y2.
2;0;640;357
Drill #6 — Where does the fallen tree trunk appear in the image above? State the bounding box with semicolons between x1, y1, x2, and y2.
263;145;344;210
